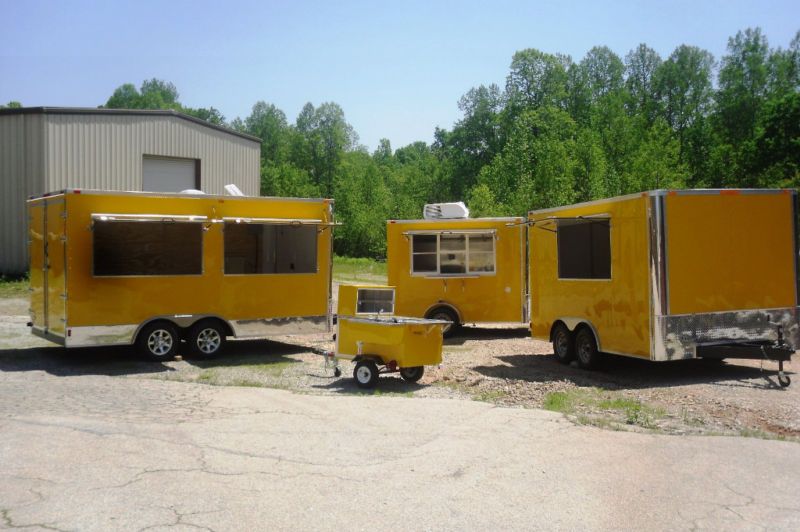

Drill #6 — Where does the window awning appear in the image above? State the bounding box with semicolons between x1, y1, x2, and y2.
402;229;497;236
91;213;208;223
222;216;332;226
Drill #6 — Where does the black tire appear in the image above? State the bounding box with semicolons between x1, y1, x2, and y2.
399;366;424;383
187;319;227;359
552;323;575;364
353;360;379;389
575;327;600;370
136;321;180;361
427;307;460;338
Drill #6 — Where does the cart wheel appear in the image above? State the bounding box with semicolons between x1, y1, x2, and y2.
400;366;425;383
552;323;575;364
334;367;342;378
575;328;600;370
187;319;227;359
136;321;179;361
778;373;791;387
354;360;379;389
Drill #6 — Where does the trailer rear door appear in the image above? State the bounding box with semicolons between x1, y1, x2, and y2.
27;197;67;341
28;201;46;333
45;198;67;338
664;191;797;315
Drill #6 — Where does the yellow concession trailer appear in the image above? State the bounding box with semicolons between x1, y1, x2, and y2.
529;189;799;385
386;216;527;335
28;189;335;360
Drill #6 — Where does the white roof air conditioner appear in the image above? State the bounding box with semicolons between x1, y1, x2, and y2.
423;202;470;220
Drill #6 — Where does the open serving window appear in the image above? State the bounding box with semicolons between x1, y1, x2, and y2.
223;218;319;275
91;214;206;277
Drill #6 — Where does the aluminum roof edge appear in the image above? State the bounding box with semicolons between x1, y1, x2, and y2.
0;106;261;143
528;188;797;216
28;189;333;204
387;217;523;224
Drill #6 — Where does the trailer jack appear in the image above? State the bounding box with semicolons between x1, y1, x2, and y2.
696;341;793;388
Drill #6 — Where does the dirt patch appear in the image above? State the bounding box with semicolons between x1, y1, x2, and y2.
1;293;797;441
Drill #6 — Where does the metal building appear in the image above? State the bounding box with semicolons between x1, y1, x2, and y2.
0;107;261;274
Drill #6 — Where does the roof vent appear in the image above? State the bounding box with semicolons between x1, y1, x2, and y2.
224;184;245;197
423;202;469;220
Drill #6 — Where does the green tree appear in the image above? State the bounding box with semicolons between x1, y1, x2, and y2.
505;49;570;114
333;152;392;257
625;44;663;123
0;101;22;109
654;45;715;168
294;102;358;196
434;84;504;198
479;106;577;214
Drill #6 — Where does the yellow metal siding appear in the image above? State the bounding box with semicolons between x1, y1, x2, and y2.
28;201;45;330
337;317;443;368
529;195;652;358
45;199;67;336
665;192;796;314
60;192;331;328
386;218;526;323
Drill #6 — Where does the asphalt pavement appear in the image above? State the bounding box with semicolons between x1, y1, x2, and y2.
1;368;799;531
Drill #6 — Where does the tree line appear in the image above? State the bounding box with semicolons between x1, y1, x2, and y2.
5;27;799;258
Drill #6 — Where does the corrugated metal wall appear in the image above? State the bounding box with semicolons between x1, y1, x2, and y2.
0;114;45;274
0;111;260;274
44;114;259;195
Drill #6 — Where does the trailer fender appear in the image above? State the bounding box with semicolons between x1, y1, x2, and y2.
552;318;602;352
424;302;462;324
133;315;234;343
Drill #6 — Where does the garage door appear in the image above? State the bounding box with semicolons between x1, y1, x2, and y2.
142;156;197;192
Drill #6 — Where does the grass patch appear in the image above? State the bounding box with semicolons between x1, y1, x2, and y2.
243;360;295;377
472;389;509;403
228;378;264;387
333;256;387;283
0;275;29;298
738;428;788;442
543;388;665;430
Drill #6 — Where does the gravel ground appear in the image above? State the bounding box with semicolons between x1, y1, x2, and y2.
1;293;797;441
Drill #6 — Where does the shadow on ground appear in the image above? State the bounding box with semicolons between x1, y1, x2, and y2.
472;352;794;391
445;326;530;345
0;339;309;377
310;372;429;395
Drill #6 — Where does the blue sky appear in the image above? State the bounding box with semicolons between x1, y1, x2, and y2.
1;0;797;151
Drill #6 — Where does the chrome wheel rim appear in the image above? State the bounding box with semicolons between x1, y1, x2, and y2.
147;329;173;356
555;332;568;357
356;365;372;383
196;328;221;354
578;341;592;363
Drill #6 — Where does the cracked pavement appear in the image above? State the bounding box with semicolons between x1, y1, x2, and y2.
1;369;800;531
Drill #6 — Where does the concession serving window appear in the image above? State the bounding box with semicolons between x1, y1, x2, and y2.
223;218;319;274
92;214;206;276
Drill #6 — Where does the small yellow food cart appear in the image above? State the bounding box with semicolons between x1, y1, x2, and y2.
330;285;446;388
